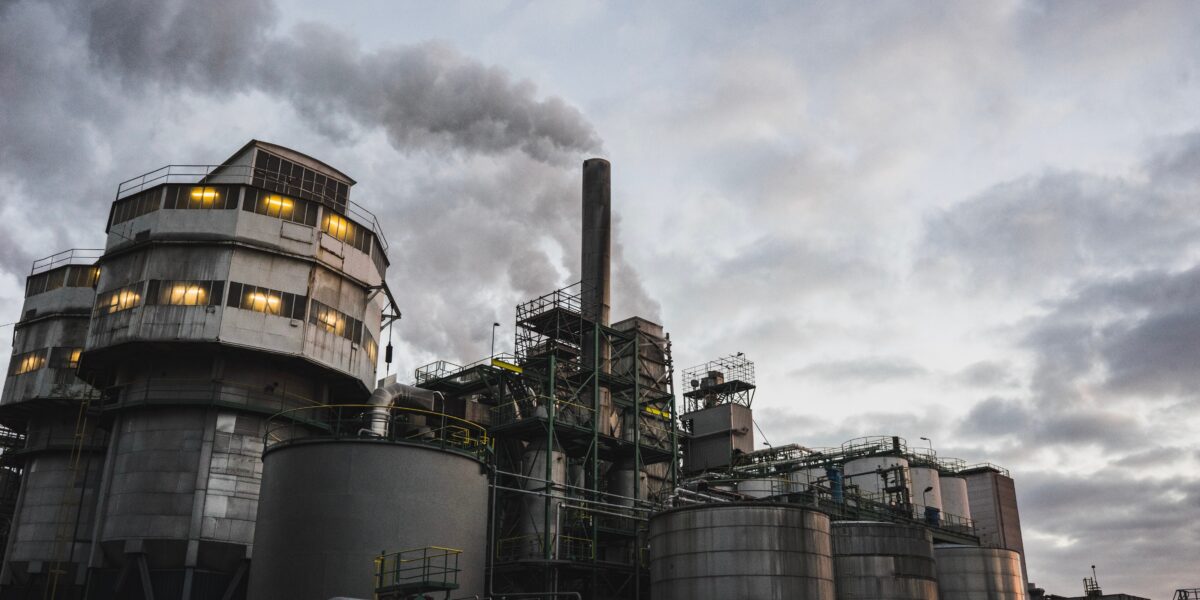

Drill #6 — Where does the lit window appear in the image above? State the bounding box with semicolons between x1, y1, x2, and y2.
226;282;307;319
243;190;318;226
95;283;143;316
146;280;223;307
321;210;374;254
9;349;47;375
322;213;351;240
364;334;378;364
49;347;82;369
309;300;370;345
163;185;237;210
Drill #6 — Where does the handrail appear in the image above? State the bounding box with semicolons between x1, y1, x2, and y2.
30;249;104;275
112;164;388;250
264;403;491;462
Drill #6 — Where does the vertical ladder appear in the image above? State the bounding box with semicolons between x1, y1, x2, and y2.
44;393;94;600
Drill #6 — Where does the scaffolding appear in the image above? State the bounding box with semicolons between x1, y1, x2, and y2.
415;282;678;600
680;354;755;412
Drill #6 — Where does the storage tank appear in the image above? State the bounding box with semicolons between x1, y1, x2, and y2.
909;464;943;520
248;437;488;600
934;545;1027;600
738;477;787;498
649;503;835;600
844;454;910;503
939;474;971;524
832;521;938;600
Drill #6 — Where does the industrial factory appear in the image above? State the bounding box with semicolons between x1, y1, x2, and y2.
0;141;1152;599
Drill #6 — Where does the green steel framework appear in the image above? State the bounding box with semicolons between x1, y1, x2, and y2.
415;282;678;600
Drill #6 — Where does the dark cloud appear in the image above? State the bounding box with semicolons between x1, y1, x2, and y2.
954;360;1020;388
919;151;1200;295
1018;471;1200;596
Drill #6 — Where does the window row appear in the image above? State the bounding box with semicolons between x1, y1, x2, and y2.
146;280;225;307
253;150;350;212
92;281;374;354
26;265;100;298
225;282;307;320
107;185;379;262
8;347;81;376
163;185;238;210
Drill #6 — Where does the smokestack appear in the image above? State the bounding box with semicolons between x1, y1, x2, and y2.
581;158;611;327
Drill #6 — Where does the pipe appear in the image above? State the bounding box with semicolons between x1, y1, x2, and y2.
367;381;440;436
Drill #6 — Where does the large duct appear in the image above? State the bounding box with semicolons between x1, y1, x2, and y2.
581;158;611;328
368;380;440;436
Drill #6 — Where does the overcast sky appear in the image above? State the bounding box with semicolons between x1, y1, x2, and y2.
2;0;1199;596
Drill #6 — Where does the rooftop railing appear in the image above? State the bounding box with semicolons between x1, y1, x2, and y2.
114;164;388;250
30;249;104;275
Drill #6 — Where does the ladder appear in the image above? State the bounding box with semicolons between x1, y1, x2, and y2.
43;392;96;600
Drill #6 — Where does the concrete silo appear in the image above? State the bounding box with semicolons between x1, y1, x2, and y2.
74;141;392;599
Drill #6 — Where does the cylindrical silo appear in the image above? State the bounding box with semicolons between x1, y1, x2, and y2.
909;464;943;520
844;454;910;503
935;545;1027;600
649;503;835;600
939;475;971;524
832;521;939;600
247;439;488;600
0;253;105;597
738;477;787;498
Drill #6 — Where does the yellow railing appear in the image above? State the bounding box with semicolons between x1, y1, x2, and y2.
264;404;491;461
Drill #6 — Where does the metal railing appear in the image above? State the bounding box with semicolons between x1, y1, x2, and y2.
113;164;388;250
959;462;1011;477
375;546;461;594
30;249;104;275
264;404;491;462
1175;589;1200;600
414;353;520;385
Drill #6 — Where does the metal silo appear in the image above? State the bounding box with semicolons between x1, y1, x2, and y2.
247;402;489;600
909;463;943;521
832;521;939;600
934;545;1027;600
0;252;105;598
937;458;971;528
843;437;911;506
649;503;835;600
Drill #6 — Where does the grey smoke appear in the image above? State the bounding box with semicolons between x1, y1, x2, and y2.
0;0;656;372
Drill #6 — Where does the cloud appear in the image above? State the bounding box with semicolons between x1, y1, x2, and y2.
791;356;928;384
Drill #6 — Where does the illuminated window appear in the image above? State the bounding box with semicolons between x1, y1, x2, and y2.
226;282;307;319
243;189;319;226
309;300;371;347
49;347;82;369
146;280;224;307
26;265;100;297
163;185;237;210
364;333;378;364
321;210;374;254
110;189;160;226
95;283;143;316
8;349;47;376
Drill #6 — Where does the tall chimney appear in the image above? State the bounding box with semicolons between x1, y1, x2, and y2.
581;158;611;327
